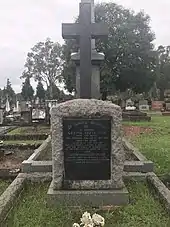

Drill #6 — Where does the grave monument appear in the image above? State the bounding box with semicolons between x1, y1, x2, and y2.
70;0;106;99
152;101;163;111
20;101;32;125
47;0;129;207
162;89;170;116
139;100;150;112
0;109;3;125
123;99;151;122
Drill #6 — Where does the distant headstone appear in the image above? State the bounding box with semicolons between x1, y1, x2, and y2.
166;103;170;111
164;90;170;112
126;99;134;107
152;101;163;111
21;111;31;124
139;100;149;111
125;99;136;110
139;100;148;106
5;97;10;113
32;108;46;120
20;101;31;124
20;101;29;112
0;109;3;125
139;105;149;111
35;97;40;105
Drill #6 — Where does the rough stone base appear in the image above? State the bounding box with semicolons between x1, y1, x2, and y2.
47;181;129;207
162;112;170;116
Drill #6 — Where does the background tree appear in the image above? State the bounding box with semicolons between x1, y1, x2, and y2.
46;83;62;100
36;81;46;103
156;45;170;100
61;2;156;99
21;77;34;101
22;38;63;99
3;79;16;106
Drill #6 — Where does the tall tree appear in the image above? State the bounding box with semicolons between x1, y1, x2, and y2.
36;81;46;103
156;45;170;100
21;38;63;99
21;77;34;101
3;79;16;105
61;2;156;98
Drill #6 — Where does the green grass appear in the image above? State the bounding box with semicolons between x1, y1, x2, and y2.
2;140;43;145
0;180;10;196
8;126;50;135
5;182;170;227
124;116;170;175
123;115;170;129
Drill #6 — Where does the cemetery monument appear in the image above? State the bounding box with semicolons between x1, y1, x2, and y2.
0;108;3;125
139;100;150;112
162;89;170;116
123;99;151;122
20;101;32;125
47;0;129;207
70;0;106;99
62;0;108;99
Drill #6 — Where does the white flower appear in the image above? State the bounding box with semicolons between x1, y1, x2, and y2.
73;223;80;227
84;224;94;227
80;212;93;225
92;213;105;226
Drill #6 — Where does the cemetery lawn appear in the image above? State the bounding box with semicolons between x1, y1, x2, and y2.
124;115;170;175
5;181;170;227
2;140;43;145
8;126;50;135
0;180;10;196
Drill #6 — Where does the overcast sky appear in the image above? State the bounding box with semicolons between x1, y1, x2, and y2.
0;0;170;93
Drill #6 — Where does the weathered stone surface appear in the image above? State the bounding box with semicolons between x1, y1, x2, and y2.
51;99;125;190
0;174;25;222
47;181;129;207
147;173;170;213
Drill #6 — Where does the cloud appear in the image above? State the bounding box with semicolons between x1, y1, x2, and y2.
0;0;170;92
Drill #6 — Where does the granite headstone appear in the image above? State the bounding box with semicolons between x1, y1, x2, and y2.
48;99;129;206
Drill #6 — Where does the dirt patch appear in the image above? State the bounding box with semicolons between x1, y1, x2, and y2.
123;126;153;137
0;149;34;169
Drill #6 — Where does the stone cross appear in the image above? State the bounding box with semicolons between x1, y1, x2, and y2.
62;0;108;99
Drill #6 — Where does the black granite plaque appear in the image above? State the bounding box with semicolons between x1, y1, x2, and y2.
63;117;111;180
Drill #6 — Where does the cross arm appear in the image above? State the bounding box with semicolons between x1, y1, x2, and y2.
91;23;109;38
62;23;81;39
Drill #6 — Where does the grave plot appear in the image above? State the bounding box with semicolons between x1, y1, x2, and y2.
22;136;153;174
7;126;50;136
4;181;170;227
0;179;11;196
0;126;50;177
125;115;170;188
127;116;170;174
0;114;170;226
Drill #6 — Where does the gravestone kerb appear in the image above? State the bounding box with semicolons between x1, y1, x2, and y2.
51;99;124;190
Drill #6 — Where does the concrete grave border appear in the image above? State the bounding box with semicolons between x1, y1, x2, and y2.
0;171;169;223
22;136;51;173
0;134;48;141
22;137;154;174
